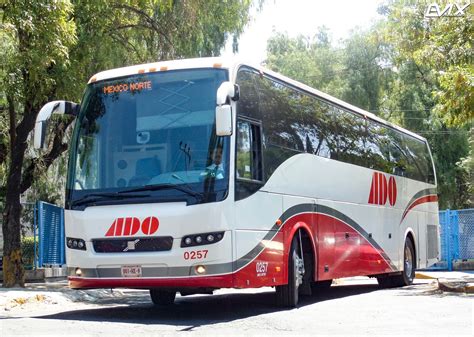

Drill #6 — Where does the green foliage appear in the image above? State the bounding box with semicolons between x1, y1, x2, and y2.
21;236;37;269
265;1;472;208
1;0;76;107
266;28;346;98
381;0;473;127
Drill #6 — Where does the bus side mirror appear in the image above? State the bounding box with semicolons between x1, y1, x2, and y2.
216;104;232;136
34;100;79;149
215;82;239;137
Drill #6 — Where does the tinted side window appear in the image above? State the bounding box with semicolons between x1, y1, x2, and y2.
402;134;435;184
255;74;304;180
235;70;261;120
366;121;393;174
235;118;264;200
236;68;435;185
258;76;304;152
331;108;367;167
297;93;332;158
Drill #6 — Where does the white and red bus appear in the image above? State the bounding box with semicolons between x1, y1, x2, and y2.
34;57;440;307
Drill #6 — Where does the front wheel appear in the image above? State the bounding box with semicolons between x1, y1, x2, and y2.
311;279;333;294
150;289;176;306
276;236;304;307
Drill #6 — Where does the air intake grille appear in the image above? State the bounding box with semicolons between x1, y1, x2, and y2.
93;237;173;253
427;225;439;259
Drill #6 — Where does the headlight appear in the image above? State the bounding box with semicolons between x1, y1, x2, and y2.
66;237;87;251
181;231;225;247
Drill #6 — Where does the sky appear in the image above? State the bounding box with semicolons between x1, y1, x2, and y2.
222;0;384;64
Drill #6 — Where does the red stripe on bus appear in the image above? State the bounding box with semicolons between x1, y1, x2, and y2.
233;212;393;288
401;195;438;221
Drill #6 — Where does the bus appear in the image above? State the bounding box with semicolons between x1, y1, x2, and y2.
34;57;440;307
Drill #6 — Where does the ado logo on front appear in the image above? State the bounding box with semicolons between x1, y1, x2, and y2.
105;217;159;237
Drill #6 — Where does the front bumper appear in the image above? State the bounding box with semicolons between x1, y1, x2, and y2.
68;274;234;289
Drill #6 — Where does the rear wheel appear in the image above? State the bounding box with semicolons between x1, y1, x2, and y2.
393;238;415;286
377;238;415;288
276;236;304;307
150;289;176;306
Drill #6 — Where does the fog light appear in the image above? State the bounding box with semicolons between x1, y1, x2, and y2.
206;234;215;242
195;265;206;274
78;241;85;249
184;237;192;245
195;236;203;244
75;268;82;277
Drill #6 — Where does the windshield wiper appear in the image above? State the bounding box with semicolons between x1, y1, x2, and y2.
119;183;203;200
71;192;150;207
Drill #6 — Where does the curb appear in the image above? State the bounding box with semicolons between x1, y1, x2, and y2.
415;272;437;280
437;279;474;294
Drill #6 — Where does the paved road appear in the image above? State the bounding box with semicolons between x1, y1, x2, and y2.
1;279;473;336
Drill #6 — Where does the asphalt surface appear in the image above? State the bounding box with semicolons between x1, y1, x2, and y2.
1;277;473;336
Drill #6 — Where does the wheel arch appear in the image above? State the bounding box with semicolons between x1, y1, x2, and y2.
404;228;417;269
285;221;317;281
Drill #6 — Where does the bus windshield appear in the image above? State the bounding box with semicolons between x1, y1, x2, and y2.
66;68;229;209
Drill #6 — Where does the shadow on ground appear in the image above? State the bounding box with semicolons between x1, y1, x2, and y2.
20;284;381;330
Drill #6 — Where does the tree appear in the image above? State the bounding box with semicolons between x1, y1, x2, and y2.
380;0;472;208
380;0;473;127
0;0;255;287
266;28;345;98
1;0;76;287
264;2;472;209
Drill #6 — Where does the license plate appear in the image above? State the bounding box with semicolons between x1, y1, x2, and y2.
121;265;142;278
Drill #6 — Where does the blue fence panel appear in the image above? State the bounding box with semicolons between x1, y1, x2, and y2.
37;201;65;267
457;209;474;260
439;210;448;262
438;208;474;271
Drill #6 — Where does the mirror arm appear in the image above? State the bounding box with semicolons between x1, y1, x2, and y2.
34;100;79;149
216;82;237;105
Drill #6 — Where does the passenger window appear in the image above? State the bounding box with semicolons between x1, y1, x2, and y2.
237;121;252;179
236;119;263;181
235;118;263;201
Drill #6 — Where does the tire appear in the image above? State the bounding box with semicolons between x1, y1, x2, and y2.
377;276;394;288
393;238;416;286
377;238;415;288
276;237;304;307
150;289;176;306
311;279;333;294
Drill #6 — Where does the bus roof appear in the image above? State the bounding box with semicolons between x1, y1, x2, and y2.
88;57;426;142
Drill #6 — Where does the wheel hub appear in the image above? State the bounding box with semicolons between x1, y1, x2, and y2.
405;245;413;280
295;254;304;286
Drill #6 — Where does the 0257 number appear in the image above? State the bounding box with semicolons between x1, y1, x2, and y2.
184;250;208;260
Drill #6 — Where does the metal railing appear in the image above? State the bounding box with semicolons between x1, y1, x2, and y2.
34;201;65;268
438;208;474;270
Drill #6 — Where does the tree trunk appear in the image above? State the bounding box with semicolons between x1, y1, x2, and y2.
2;92;37;287
2;140;28;287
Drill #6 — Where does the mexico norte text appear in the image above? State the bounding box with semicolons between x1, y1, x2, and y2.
425;2;471;17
